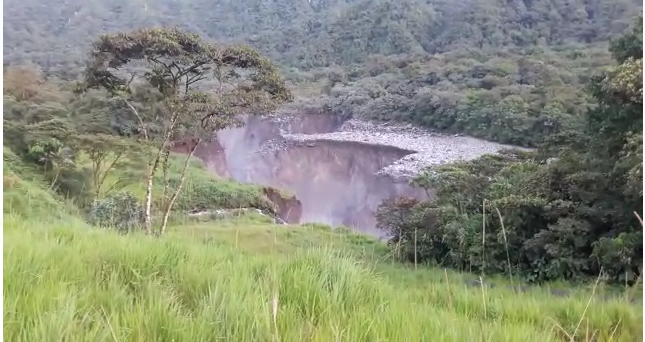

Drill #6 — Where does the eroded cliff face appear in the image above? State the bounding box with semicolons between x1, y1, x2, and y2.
176;111;520;235
171;136;303;224
261;187;302;224
182;113;428;236
172;137;230;178
250;139;427;236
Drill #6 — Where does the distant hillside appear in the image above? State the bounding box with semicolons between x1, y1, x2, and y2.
3;0;641;73
3;0;641;147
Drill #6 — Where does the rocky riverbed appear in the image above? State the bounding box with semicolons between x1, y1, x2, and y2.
257;118;520;180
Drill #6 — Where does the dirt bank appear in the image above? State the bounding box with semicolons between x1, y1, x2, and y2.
178;112;517;236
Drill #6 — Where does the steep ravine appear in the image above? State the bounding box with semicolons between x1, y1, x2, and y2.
184;113;515;236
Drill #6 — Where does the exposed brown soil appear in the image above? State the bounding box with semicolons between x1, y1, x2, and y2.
174;113;429;236
261;187;302;224
171;138;230;178
172;112;515;236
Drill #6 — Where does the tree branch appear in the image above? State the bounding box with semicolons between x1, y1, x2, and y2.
185;73;208;95
149;56;176;81
176;61;208;80
96;148;126;197
122;98;149;142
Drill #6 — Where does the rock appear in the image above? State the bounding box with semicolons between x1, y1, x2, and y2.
262;187;302;224
257;118;529;180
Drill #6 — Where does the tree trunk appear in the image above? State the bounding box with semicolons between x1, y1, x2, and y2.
161;147;171;213
143;115;177;235
159;138;201;236
94;150;124;200
144;154;160;235
123;97;157;234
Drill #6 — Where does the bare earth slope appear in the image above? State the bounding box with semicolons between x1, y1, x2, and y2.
189;113;522;236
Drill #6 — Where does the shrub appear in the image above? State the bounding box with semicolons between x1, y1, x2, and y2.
88;191;144;233
49;167;94;208
377;151;643;284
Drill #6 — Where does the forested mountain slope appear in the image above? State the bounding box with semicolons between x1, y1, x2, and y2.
4;0;641;71
2;16;642;339
4;0;641;147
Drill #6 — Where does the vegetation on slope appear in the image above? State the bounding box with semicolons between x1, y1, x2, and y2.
3;0;640;69
3;0;642;147
2;0;642;327
3;164;643;341
2;64;285;225
3;147;77;219
377;20;643;284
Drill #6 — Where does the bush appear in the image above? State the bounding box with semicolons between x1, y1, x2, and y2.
88;192;145;233
49;167;95;208
377;149;642;284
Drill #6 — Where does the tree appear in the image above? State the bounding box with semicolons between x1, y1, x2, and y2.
80;27;292;235
376;18;643;283
3;66;46;101
68;90;134;200
78;134;129;199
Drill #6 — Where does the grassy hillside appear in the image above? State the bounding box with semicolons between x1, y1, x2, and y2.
3;147;79;220
3;151;643;341
2;1;642;339
86;150;278;215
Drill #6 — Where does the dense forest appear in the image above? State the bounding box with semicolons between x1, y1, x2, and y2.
378;21;643;283
3;0;643;283
4;0;640;69
4;0;643;146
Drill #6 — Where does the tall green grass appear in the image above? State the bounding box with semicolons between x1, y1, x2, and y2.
3;147;79;219
3;147;642;341
4;214;642;342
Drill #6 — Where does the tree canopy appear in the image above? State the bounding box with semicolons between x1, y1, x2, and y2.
377;19;643;283
4;0;641;147
82;27;291;130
